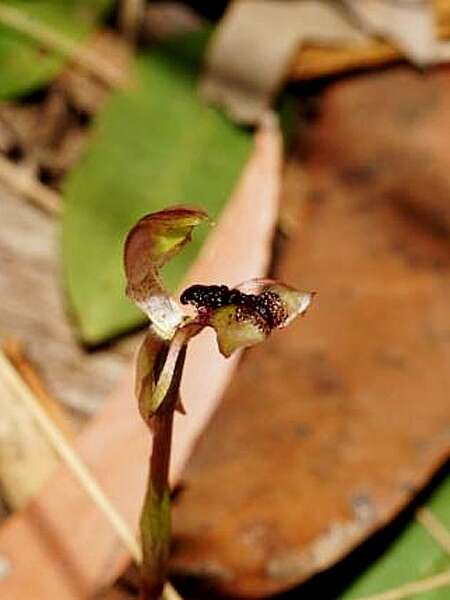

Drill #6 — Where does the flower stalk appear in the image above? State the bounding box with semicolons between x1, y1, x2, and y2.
140;409;174;600
139;334;188;600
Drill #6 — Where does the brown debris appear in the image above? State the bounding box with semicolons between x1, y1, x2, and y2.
3;339;76;440
0;346;62;511
170;66;450;597
290;0;450;80
0;189;134;414
201;0;366;124
0;28;130;210
0;5;126;89
143;1;205;43
58;29;131;115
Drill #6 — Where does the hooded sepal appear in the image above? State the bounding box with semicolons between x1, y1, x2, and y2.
124;206;208;338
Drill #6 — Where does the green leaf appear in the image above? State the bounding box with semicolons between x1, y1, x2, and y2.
340;475;450;599
63;33;252;344
0;0;112;99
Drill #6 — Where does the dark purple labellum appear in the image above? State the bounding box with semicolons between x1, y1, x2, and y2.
180;284;288;332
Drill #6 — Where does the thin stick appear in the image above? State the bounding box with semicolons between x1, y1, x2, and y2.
0;349;141;562
417;507;450;555
3;338;75;439
163;584;183;600
118;0;145;44
0;154;61;215
355;570;450;600
0;4;124;88
0;349;183;600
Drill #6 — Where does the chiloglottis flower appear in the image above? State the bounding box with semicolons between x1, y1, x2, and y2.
180;280;314;357
124;206;314;422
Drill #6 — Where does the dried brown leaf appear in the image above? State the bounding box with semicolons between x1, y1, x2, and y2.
344;0;437;66
171;65;450;597
201;0;367;124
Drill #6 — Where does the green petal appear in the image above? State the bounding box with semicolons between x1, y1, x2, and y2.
208;280;314;357
209;305;267;357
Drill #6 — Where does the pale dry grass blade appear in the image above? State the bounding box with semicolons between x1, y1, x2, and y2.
0;154;61;215
0;4;124;88
355;570;450;600
0;349;140;561
0;348;183;599
416;507;450;555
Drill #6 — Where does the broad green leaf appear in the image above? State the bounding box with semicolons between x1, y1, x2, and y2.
0;0;112;99
63;33;252;344
340;475;450;599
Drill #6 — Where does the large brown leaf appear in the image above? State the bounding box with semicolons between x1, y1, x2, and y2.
170;66;450;597
0;120;281;600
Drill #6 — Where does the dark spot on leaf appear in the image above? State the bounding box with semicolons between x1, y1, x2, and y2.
6;144;24;162
377;351;407;370
339;163;377;187
304;351;344;396
399;481;417;494
171;482;187;503
295;423;311;438
350;494;376;523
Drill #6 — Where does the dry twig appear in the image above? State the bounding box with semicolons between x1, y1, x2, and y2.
416;507;450;555
356;570;450;600
0;154;61;215
0;349;183;600
3;338;75;438
355;504;450;600
0;4;124;88
118;0;145;44
291;0;450;80
0;349;140;560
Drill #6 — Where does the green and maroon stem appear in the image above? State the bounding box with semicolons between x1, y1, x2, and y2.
138;330;189;600
139;408;174;600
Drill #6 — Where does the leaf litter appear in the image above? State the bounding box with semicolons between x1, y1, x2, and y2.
170;63;450;598
0;3;450;596
201;0;450;124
